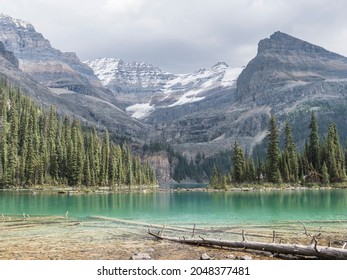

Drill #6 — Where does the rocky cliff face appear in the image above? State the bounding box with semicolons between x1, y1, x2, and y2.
0;14;111;99
142;151;172;183
87;58;245;156
236;31;347;147
0;14;146;141
237;31;347;104
0;41;18;68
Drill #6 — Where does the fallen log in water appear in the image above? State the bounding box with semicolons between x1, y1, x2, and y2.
148;230;347;260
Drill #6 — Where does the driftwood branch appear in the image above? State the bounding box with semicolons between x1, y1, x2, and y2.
148;229;347;260
191;224;196;238
159;224;166;236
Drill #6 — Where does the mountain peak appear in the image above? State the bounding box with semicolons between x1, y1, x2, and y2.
237;31;347;103
85;57;174;91
258;31;344;59
0;13;34;30
212;61;229;69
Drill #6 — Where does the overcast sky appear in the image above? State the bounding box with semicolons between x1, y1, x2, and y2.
2;0;347;73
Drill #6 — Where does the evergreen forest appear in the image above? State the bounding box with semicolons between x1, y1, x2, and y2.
209;113;347;189
0;83;157;188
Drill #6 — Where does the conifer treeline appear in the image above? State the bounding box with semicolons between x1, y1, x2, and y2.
210;113;347;188
0;84;156;188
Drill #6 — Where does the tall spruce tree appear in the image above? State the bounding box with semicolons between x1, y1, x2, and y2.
284;121;299;183
100;130;110;186
308;111;320;171
266;115;281;183
321;162;329;185
232;141;246;183
326;123;345;182
210;164;220;188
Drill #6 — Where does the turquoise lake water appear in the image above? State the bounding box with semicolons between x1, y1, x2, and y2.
1;189;347;226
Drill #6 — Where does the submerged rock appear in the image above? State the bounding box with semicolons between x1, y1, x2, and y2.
238;255;253;260
200;253;211;260
226;254;236;260
130;252;152;260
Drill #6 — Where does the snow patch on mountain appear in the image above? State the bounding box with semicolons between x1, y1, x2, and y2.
85;57;174;90
0;13;32;29
85;57;122;85
221;67;244;87
126;102;154;119
168;89;206;107
87;58;243;119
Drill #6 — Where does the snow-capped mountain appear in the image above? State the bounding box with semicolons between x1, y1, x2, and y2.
85;57;175;92
5;11;347;163
0;14;145;140
87;32;347;158
86;58;243;119
0;13;107;96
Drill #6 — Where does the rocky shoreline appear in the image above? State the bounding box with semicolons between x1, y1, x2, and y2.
1;215;344;260
1;183;347;195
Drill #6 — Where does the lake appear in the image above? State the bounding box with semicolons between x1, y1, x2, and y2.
1;188;346;227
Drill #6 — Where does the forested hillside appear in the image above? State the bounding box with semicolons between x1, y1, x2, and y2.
0;82;156;188
210;113;347;189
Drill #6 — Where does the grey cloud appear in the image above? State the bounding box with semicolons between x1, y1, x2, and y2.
1;0;347;73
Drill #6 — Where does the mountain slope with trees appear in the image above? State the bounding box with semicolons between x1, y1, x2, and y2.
0;82;156;189
209;112;346;189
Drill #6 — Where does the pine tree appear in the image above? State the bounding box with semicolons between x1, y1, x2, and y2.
232;141;246;183
209;164;220;188
100;130;110;185
83;154;91;186
308;111;320;171
48;107;59;181
255;157;264;182
0;119;8;186
245;158;256;182
321;162;329;185
326;123;345;182
266;115;281;183
284;121;299;183
90;128;100;185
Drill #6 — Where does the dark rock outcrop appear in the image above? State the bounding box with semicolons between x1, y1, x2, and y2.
0;41;19;67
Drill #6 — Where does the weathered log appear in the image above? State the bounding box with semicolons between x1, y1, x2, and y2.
148;230;347;260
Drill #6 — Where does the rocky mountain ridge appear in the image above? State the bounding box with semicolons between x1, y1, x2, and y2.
0;14;110;96
2;13;347;168
237;31;347;104
86;58;243;122
233;32;347;157
85;57;175;95
86;31;347;158
0;14;146;141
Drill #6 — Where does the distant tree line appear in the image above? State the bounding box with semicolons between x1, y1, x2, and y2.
0;83;156;188
210;112;347;189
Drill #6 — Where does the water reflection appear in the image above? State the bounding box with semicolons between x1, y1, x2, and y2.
0;189;346;225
